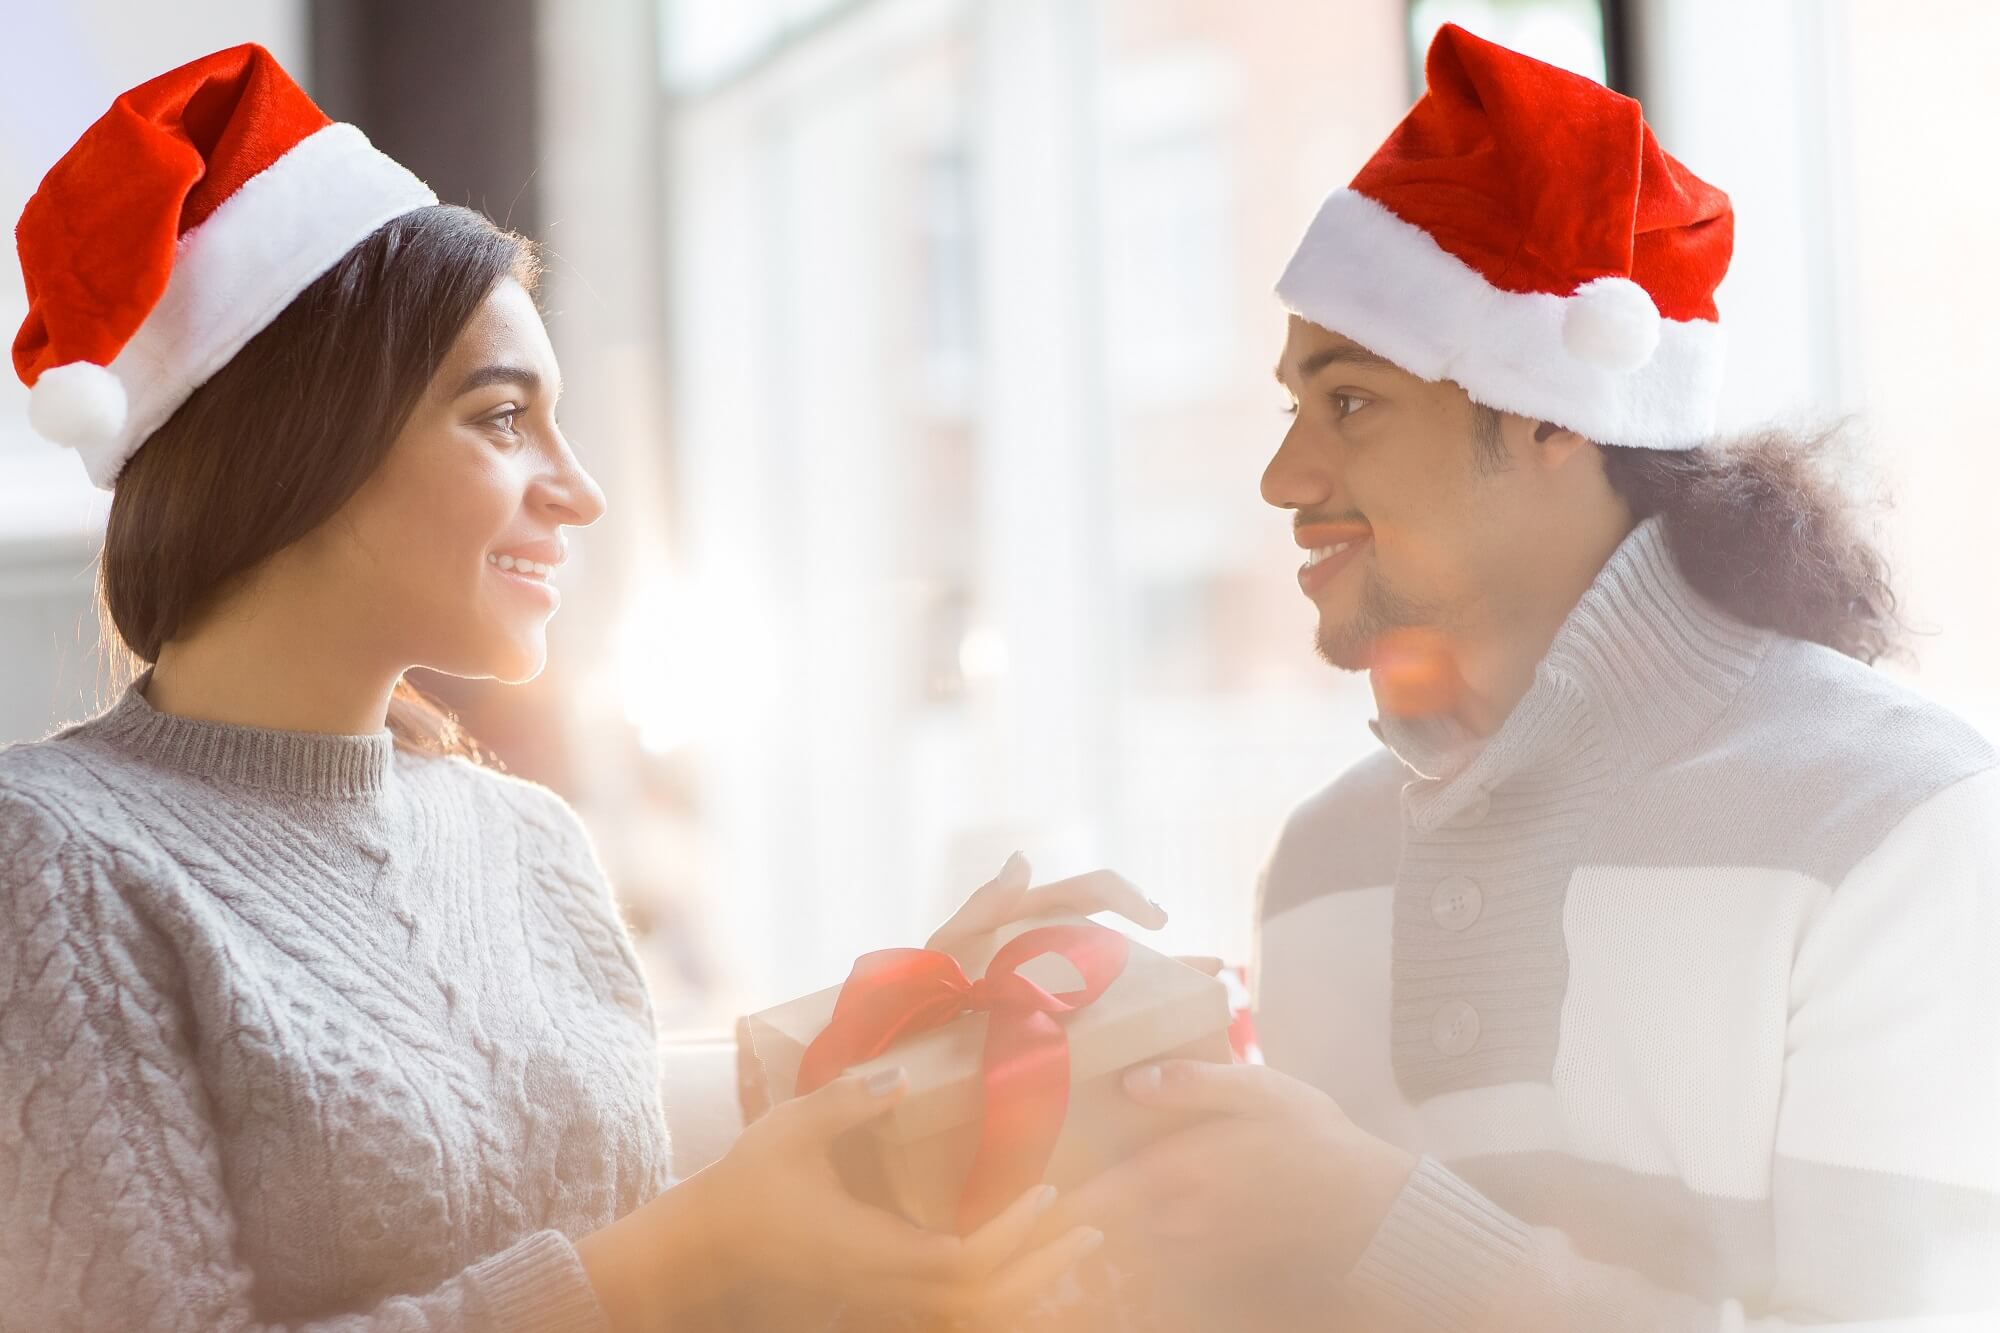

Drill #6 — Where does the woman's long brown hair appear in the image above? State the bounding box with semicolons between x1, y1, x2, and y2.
97;204;539;760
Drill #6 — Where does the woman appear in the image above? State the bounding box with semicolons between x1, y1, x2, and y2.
0;45;1138;1332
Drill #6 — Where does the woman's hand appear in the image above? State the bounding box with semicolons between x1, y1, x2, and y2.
579;853;1154;1330
580;1069;1104;1330
697;1068;1104;1316
927;853;1168;952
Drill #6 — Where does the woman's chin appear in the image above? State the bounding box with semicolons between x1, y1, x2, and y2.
421;627;549;685
474;635;550;685
495;653;549;686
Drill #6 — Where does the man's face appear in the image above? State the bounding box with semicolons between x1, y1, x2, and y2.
1264;315;1529;672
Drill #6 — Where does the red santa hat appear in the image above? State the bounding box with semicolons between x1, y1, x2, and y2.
1276;23;1733;451
11;43;436;489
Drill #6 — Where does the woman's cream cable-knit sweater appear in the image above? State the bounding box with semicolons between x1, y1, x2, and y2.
0;669;673;1331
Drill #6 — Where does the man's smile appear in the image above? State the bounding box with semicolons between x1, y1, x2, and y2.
1294;521;1372;597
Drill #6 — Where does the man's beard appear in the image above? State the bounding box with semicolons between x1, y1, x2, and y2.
1314;566;1438;672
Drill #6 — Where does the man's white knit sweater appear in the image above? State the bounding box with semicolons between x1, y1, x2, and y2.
0;673;672;1331
1258;516;2000;1330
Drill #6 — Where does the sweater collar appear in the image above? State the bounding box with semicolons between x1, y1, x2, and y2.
82;667;398;799
1374;516;1771;828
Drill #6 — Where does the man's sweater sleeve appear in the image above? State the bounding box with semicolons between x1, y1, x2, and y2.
1340;765;2000;1332
0;791;607;1333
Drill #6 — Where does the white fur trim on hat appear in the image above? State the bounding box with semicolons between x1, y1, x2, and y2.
1274;189;1724;451
66;122;437;489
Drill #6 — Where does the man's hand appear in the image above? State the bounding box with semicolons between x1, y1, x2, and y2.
672;1069;1105;1321
1038;1060;1418;1291
928;852;1167;952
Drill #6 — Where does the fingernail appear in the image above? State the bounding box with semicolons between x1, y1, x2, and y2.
1076;1227;1105;1254
1146;897;1168;919
1035;1184;1058;1215
1125;1064;1162;1096
867;1066;907;1096
1003;850;1028;876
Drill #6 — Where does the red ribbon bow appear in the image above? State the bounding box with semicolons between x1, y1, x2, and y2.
797;922;1131;1233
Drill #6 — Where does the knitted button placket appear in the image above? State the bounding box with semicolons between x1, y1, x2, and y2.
1429;874;1484;931
1431;1000;1481;1056
1445;787;1492;828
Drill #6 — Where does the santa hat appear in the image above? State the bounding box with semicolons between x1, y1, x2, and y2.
1276;24;1733;451
11;43;436;489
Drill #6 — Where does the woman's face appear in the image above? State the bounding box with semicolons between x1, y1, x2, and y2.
317;277;606;684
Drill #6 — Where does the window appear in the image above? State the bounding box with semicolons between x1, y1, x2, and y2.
1100;52;1239;403
644;0;1408;1024
1406;0;1618;92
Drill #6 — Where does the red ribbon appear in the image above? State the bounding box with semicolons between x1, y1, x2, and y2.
796;922;1131;1234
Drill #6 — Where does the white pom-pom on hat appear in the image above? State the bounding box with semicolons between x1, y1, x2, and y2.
27;361;129;451
1561;276;1662;373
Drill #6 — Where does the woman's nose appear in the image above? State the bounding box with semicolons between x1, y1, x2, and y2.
543;460;607;526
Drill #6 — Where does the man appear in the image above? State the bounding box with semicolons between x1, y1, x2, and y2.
1044;24;2000;1330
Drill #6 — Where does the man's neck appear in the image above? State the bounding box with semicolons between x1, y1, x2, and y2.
1395;513;1639;739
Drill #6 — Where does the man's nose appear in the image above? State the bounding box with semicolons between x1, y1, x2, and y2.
1260;421;1336;512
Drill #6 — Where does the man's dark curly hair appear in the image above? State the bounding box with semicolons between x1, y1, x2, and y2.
1598;427;1901;664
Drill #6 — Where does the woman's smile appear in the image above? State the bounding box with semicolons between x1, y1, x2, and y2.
487;548;562;605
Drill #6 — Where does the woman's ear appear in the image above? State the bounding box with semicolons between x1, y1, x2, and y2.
1532;420;1590;467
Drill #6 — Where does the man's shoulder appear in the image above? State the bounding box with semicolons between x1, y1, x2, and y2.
1259;748;1404;921
1741;636;1991;754
1616;637;1997;885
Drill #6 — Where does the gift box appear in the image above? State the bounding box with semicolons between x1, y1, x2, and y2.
743;914;1234;1234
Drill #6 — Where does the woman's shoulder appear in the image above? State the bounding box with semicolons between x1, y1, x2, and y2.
430;752;603;869
0;761;70;871
0;729;129;852
0;742;146;943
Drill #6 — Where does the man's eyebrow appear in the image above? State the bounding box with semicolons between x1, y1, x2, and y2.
454;364;563;400
1274;344;1400;385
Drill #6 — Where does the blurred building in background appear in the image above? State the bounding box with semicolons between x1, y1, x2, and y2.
4;0;1997;1033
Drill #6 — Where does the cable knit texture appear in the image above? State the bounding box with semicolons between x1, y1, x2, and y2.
0;670;673;1331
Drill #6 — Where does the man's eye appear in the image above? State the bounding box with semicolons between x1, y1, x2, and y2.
1330;393;1368;419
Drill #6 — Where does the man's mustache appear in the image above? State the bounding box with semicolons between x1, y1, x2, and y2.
1293;510;1370;537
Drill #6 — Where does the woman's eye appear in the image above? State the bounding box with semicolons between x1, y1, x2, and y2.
482;408;520;437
